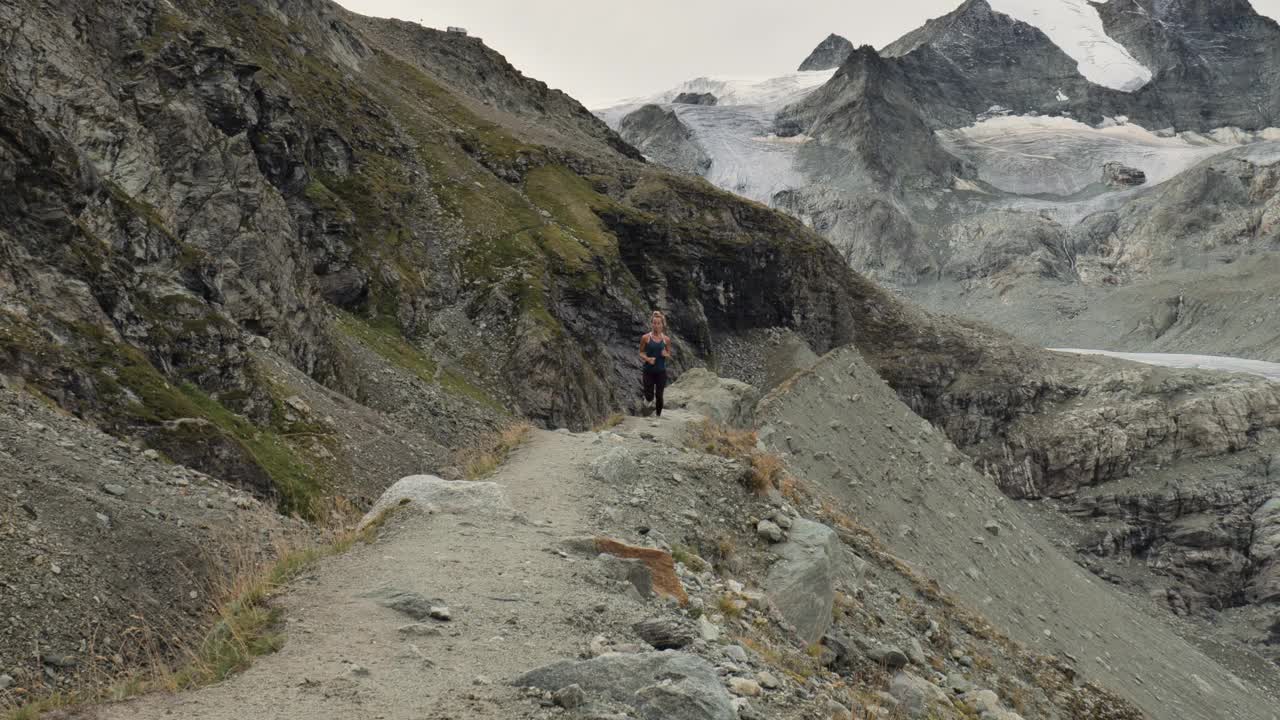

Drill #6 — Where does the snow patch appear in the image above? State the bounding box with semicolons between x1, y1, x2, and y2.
941;115;1270;198
987;0;1152;91
598;70;836;118
1056;89;1069;102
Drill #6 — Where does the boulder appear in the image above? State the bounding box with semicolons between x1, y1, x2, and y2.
360;475;509;528
765;519;841;644
588;447;638;485
1102;161;1147;187
889;671;950;719
634;617;698;649
516;652;736;720
665;368;760;428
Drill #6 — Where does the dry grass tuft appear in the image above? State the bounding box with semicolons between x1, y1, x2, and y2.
687;419;790;494
454;421;532;479
1;501;399;720
591;412;625;431
670;544;708;572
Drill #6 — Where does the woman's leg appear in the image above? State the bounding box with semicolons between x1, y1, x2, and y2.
654;371;667;416
642;372;655;403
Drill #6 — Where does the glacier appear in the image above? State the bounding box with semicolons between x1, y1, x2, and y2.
987;0;1152;91
598;70;835;203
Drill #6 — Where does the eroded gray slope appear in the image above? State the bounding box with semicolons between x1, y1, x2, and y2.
758;345;1280;720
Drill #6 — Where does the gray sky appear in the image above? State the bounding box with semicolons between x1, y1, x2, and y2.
338;0;1280;108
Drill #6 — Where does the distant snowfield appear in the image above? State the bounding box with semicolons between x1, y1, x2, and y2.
942;115;1280;198
1052;349;1280;382
605;70;836;110
987;0;1152;91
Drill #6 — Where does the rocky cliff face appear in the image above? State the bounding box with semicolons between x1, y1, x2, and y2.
617;104;712;175
0;0;890;513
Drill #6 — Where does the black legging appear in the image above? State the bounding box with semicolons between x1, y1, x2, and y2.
642;370;667;415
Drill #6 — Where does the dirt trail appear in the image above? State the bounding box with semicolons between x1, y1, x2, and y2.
88;413;695;720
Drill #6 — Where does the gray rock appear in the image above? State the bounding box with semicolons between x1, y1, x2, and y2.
983;520;1001;536
1102;161;1147;187
824;698;852;719
665;369;760;428
360;475;510;528
516;652;736;720
889;671;949;719
0;674;12;690
698;616;722;642
946;673;973;694
1248;494;1280;603
365;587;448;622
554;683;586;709
765;519;841;644
869;646;910;671
634;616;697;650
588;447;639;485
102;484;127;497
599;555;655;599
723;644;749;664
906;638;927;666
397;623;442;637
429;605;452;621
41;653;77;669
727;677;761;697
756;519;784;543
756;671;779;689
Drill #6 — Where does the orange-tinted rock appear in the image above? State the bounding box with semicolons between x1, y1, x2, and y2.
594;537;688;605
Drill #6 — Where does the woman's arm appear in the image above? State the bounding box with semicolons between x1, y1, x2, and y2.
662;335;672;358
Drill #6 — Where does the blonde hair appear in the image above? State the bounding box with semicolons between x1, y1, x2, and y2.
650;310;667;335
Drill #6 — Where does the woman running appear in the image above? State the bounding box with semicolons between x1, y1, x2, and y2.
638;311;672;417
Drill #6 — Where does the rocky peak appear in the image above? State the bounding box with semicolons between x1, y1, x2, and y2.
672;91;717;106
797;33;854;71
776;45;966;191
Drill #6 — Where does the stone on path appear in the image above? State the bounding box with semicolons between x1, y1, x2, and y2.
360;475;510;528
516;652;735;720
364;587;449;622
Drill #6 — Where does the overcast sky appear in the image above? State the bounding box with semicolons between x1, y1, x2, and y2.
338;1;1280;108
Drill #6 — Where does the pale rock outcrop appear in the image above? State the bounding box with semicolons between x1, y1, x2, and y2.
665;369;759;427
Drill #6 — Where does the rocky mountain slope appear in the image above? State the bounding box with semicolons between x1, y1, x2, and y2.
5;0;1280;715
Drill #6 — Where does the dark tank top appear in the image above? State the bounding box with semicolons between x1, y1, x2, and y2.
644;335;667;373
